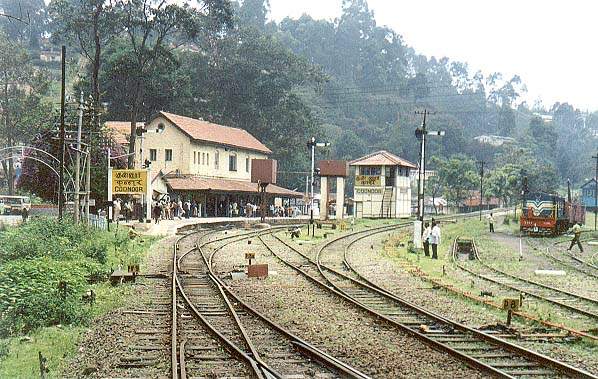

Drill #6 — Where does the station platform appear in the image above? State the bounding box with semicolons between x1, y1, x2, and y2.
124;215;310;236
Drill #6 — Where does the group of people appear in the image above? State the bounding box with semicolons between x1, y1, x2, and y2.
152;199;202;223
421;220;442;259
112;198;139;222
269;204;299;218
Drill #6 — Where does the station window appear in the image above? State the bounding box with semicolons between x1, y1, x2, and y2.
229;154;237;171
246;157;250;172
207;153;210;166
150;149;157;161
165;149;172;162
360;166;381;176
193;151;196;164
215;151;219;169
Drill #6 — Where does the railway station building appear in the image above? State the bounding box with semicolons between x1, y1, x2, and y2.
106;112;302;216
349;151;415;218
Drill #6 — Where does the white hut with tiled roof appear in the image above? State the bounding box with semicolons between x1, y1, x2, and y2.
349;150;416;218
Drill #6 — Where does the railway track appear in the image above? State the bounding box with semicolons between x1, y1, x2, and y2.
528;239;598;279
454;238;598;321
171;226;369;379
260;224;596;379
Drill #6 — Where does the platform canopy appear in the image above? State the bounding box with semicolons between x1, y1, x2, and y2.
165;176;303;198
349;150;416;168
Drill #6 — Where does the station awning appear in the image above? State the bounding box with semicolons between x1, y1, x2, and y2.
165;176;303;198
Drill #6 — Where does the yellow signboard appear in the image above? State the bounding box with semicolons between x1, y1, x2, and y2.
112;169;148;194
355;175;381;187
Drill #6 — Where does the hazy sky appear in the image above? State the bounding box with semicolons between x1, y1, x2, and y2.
269;0;597;111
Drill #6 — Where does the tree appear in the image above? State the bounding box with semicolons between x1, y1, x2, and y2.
49;0;118;109
426;174;443;214
485;164;520;207
0;33;51;194
430;155;477;207
112;0;233;168
0;0;47;48
238;0;269;29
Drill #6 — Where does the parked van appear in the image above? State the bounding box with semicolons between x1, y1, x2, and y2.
0;195;31;215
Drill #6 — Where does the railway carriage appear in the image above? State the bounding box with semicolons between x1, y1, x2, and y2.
520;192;585;235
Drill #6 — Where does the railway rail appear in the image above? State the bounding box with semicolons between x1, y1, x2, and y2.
171;226;369;379
528;238;598;279
454;238;598;321
260;223;596;379
541;248;598;279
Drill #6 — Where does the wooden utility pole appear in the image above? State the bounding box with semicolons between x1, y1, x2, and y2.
478;161;485;220
593;153;598;231
58;46;66;220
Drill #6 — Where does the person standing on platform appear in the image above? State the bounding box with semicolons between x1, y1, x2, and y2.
153;202;161;224
567;222;584;253
430;221;441;259
21;205;29;223
176;199;182;219
487;213;495;233
113;199;121;223
422;222;431;257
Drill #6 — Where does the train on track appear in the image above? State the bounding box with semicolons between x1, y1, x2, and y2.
520;191;585;235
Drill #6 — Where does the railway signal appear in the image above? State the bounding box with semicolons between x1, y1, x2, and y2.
307;137;330;236
414;110;444;248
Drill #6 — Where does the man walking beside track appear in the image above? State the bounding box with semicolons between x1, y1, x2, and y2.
567;222;584;253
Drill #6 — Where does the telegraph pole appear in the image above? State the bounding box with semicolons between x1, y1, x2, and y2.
593;152;598;231
58;45;66;220
74;91;84;223
478;161;485;220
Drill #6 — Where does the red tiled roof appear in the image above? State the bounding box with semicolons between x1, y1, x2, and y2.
349;150;416;168
462;192;501;207
165;176;302;197
104;121;144;145
159;112;272;154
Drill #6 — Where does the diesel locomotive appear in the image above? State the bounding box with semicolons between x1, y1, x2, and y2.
520;191;585;235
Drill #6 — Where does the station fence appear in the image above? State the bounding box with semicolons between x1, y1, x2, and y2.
87;214;108;231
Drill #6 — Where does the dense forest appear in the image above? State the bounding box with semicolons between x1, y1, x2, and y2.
1;0;596;205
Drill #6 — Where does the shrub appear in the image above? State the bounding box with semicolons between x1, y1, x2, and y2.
0;218;150;336
0;258;92;336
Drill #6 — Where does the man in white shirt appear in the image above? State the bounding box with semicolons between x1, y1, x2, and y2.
487;213;495;233
430;221;441;259
422;222;431;257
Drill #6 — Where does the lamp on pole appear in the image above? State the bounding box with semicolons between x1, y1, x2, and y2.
414;110;444;248
414;110;444;224
307;137;330;236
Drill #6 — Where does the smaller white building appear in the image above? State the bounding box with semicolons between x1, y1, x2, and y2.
349;151;415;218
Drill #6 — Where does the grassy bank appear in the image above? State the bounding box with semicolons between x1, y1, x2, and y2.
0;218;155;377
